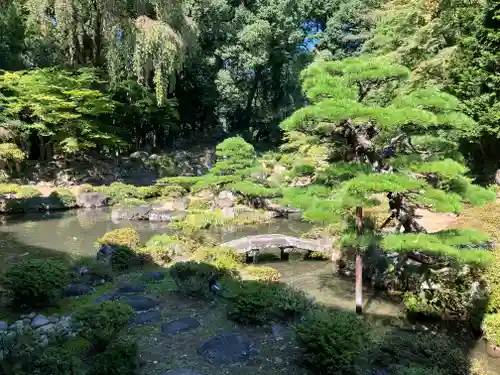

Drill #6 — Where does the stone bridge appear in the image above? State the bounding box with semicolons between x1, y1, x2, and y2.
221;234;333;262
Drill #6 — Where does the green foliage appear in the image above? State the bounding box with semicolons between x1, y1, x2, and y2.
3;259;69;308
223;280;313;325
48;189;77;208
194;246;245;271
97;228;141;251
31;346;80;375
243;265;281;282
169;261;227;297
72;301;136;352
381;229;492;266
0;142;25;162
95;183;162;205
483;313;500;347
211;137;257;175
89;337;139;375
74;258;114;284
294;309;371;375
359;331;470;375
0;69;121;155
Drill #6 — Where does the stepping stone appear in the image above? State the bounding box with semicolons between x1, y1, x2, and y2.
117;283;146;294
118;295;158;311
130;310;161;326
198;332;259;364
142;271;165;281
161;317;200;336
95;294;119;303
64;284;96;297
163;370;200;375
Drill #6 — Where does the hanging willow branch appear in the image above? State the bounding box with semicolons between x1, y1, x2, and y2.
24;0;198;105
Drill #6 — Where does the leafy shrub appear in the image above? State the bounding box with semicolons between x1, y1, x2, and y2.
3;259;69;308
95;182;161;205
224;281;312;324
160;184;186;198
243;266;281;282
358;331;469;375
97;228;141;270
169;261;226;297
89;337;139;375
0;142;25;162
48;189;77;208
294;309;370;375
292;163;315;177
483;313;500;346
403;292;440;319
156;176;201;190
194;246;245;271
137;245;173;265
31;346;80;375
73;257;114;284
72;301;136;352
97;228;141;250
224;280;275;325
272;286;314;321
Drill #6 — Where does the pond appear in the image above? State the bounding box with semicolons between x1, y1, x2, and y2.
0;208;497;372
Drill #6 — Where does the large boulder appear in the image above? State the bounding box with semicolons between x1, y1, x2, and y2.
76;192;110;208
151;198;188;211
148;210;186;222
214;190;238;208
111;205;152;221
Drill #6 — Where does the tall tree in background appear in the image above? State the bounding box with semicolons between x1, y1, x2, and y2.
447;0;500;176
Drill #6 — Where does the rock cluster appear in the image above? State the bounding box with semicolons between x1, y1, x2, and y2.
0;313;76;360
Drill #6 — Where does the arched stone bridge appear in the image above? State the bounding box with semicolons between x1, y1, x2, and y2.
221;234;333;262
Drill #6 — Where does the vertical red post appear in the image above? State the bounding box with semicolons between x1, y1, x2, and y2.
355;206;363;314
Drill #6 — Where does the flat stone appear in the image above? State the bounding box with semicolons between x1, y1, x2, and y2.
198;332;259;364
31;315;50;328
130;310;161;326
118;295;159;312
28;312;36;319
117;283;147;294
142;271;165;281
163;370;201;375
0;321;7;330
64;284;96;297
161;317;200;336
95;293;119;303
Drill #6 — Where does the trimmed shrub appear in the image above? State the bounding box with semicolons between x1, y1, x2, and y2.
3;259;69;308
483;313;500;346
294;309;371;375
31;346;80;375
159;184;186;198
97;228;141;270
224;280;275;325
73;257;114;284
97;228;141;250
48;189;77;208
194;246;245;271
169;261;226;297
224;281;313;325
357;331;469;375
89;337;139;375
72;301;136;352
115;198;148;207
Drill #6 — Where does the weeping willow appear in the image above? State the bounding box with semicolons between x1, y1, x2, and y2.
24;0;197;105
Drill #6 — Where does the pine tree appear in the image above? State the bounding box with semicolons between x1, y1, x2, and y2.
279;54;495;313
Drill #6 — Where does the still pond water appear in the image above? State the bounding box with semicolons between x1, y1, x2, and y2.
0;208;497;372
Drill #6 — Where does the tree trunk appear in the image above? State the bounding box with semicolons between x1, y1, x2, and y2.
355;206;363;314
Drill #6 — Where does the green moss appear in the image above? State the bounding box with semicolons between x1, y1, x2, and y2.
242;265;281;282
115;197;148;207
